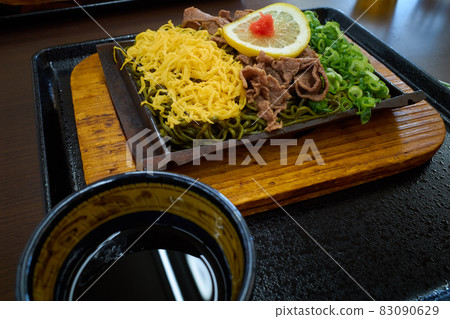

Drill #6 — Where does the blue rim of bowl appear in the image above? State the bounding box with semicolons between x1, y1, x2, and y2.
16;171;256;301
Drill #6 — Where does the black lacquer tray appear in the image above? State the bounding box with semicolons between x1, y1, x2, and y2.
1;0;149;24
32;7;450;300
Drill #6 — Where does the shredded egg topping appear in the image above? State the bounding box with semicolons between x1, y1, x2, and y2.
122;21;246;128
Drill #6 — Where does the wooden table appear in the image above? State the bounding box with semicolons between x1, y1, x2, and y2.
0;0;449;301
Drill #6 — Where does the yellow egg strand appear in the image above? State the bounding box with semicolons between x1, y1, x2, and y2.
122;21;246;128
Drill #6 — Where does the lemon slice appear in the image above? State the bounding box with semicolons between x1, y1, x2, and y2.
222;3;311;58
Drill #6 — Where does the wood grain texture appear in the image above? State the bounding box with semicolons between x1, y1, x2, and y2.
71;53;445;216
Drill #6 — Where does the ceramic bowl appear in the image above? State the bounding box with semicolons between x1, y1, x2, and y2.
17;171;255;300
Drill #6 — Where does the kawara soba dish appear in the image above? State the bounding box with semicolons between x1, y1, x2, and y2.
114;3;390;149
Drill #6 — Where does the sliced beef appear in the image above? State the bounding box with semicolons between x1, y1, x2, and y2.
218;10;233;22
298;46;318;59
236;54;254;66
293;58;329;101
274;57;302;84
257;100;283;132
240;66;291;108
241;65;291;131
181;7;230;35
255;50;274;65
182;7;253;35
238;50;329;129
233;9;254;21
255;51;284;84
210;35;228;47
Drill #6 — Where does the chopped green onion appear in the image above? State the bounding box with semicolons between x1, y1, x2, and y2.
349;60;366;76
367;79;381;92
305;10;390;124
439;80;450;89
365;70;380;82
348;86;363;101
359;107;372;124
340;98;353;111
360;96;376;108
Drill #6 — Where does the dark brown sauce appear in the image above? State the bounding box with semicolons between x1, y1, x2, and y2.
67;224;230;301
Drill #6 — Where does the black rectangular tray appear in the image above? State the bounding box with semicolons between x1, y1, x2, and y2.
1;0;150;24
32;7;450;300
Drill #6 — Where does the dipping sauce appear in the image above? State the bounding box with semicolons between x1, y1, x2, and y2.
56;214;231;301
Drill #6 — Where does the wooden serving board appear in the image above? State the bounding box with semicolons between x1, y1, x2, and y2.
71;53;445;216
